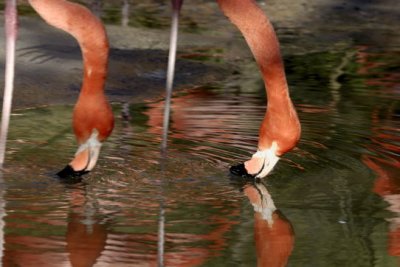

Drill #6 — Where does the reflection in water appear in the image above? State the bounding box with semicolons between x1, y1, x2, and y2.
0;37;399;265
66;184;107;267
242;180;294;267
157;200;165;266
366;155;400;257
144;87;260;164
0;46;398;265
0;175;5;262
157;0;184;262
360;47;400;262
0;96;243;266
2;182;108;266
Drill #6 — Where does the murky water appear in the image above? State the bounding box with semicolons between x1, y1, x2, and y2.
0;1;400;267
1;46;399;266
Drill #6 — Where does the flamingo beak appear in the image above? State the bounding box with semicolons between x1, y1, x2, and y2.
230;142;280;179
57;130;102;179
246;149;280;179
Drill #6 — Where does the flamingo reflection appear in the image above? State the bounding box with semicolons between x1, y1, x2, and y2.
363;105;400;260
145;88;245;145
1;183;108;266
242;181;294;266
359;47;400;261
65;185;108;267
1;174;245;266
365;155;400;258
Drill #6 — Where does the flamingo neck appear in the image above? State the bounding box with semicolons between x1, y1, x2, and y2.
217;0;291;101
218;0;301;155
28;0;109;95
81;52;108;95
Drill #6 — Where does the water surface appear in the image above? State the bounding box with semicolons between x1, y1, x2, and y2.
0;46;399;266
0;1;400;267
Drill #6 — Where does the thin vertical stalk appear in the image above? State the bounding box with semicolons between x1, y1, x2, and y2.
161;7;180;152
0;0;18;168
158;3;182;265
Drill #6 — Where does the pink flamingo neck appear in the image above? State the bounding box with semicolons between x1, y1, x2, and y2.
28;0;113;175
217;0;300;154
218;0;289;100
28;0;109;95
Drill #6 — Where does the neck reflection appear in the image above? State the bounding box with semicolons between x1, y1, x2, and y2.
242;180;294;267
65;183;108;267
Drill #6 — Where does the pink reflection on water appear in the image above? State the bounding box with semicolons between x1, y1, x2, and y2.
243;181;294;267
2;185;107;267
1;176;242;267
356;46;400;98
145;88;242;141
144;87;262;164
360;47;400;261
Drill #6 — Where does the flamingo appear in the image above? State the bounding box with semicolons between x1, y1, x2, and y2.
0;0;114;178
217;0;301;178
0;0;182;179
0;0;299;179
161;0;301;178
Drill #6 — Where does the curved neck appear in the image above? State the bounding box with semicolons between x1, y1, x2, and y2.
217;0;290;102
28;0;109;94
218;0;300;154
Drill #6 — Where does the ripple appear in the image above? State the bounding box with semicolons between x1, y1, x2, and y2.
1;48;400;266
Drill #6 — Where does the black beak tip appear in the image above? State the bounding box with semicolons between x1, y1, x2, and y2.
229;163;255;180
57;165;89;181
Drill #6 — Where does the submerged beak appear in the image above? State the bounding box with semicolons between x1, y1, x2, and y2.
57;131;102;179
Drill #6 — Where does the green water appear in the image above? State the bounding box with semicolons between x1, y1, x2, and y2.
0;47;399;266
0;0;399;266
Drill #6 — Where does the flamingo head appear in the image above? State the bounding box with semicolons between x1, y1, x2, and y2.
57;129;103;179
230;142;280;179
56;93;114;180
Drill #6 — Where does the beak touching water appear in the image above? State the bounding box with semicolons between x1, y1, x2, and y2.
57;130;102;179
230;142;280;179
